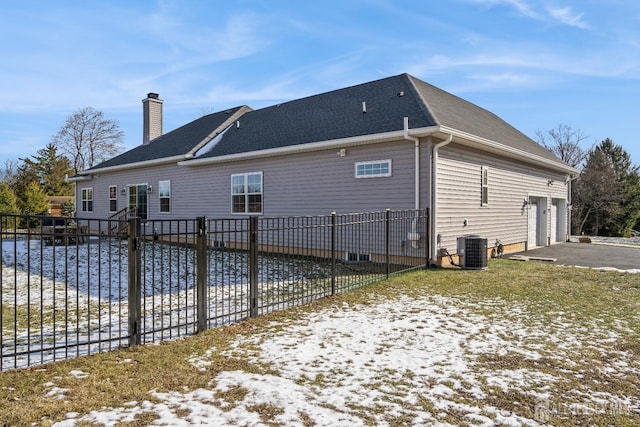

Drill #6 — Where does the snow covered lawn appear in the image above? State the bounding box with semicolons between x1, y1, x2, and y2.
23;261;637;427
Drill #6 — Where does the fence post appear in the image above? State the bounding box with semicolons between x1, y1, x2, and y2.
385;209;390;279
249;216;258;318
331;211;336;295
196;217;208;333
425;208;430;268
127;217;141;347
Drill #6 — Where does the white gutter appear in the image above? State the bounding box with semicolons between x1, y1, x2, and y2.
403;117;421;249
567;173;580;238
179;126;441;166
431;133;453;264
70;154;189;179
437;126;579;175
66;174;92;183
403;117;420;210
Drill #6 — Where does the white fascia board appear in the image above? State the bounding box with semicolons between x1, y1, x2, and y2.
73;155;188;177
178;126;441;167
437;126;580;175
66;174;93;183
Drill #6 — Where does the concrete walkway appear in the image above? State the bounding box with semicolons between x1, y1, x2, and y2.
512;242;640;271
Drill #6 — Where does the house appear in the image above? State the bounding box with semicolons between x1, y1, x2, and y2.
46;195;74;217
69;73;578;265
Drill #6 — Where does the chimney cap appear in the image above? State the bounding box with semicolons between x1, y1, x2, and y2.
147;92;159;99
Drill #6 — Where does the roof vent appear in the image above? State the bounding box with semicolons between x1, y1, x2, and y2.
362;101;367;113
236;120;240;129
398;91;405;97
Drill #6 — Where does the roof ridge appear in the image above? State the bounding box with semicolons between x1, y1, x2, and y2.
248;73;410;113
405;74;441;126
186;105;252;157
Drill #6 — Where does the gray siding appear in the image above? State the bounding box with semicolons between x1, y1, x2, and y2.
75;139;429;220
436;144;569;253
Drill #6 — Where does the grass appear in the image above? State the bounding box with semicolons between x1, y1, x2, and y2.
1;259;639;425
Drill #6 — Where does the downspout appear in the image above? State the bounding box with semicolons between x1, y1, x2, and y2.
430;133;453;264
567;173;580;239
403;117;421;249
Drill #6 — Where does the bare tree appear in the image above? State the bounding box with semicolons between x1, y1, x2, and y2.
535;124;588;169
52;107;125;173
0;159;18;183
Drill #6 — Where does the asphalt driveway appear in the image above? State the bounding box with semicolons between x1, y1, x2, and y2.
515;242;640;271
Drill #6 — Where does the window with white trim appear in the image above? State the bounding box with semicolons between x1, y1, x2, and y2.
481;166;489;206
81;188;93;212
231;172;262;214
355;160;392;178
159;180;171;213
109;185;117;212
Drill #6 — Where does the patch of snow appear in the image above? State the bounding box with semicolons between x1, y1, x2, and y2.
69;369;89;379
45;386;68;399
53;293;638;426
187;348;216;371
192;125;231;158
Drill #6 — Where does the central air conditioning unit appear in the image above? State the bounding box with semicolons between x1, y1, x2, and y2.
456;235;488;270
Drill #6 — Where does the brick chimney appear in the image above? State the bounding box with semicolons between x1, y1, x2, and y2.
142;92;163;145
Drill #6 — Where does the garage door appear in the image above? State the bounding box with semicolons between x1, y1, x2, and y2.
550;201;557;243
528;200;538;249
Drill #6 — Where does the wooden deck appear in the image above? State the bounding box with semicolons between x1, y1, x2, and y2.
39;225;89;245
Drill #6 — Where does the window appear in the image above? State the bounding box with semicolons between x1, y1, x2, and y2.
231;172;262;214
109;185;117;212
128;184;148;220
81;188;93;212
346;252;371;262
481;166;489;206
159;180;171;213
355;160;392;178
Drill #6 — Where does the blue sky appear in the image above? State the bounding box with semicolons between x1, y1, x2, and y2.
1;0;639;169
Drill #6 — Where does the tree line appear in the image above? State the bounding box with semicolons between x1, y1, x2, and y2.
537;124;640;237
0;107;124;222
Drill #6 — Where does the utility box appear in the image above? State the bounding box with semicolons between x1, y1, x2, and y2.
457;235;488;270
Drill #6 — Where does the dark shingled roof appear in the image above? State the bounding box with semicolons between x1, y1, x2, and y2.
89;106;247;170
88;74;562;170
407;75;560;162
193;74;436;159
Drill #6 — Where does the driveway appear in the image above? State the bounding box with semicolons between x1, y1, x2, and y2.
514;242;640;271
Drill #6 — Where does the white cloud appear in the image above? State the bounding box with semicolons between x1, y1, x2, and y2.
546;6;589;29
467;72;534;85
467;0;589;29
466;0;539;18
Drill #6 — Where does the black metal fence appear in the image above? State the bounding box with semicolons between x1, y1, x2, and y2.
1;209;428;370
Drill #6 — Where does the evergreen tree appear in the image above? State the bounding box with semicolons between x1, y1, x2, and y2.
32;143;74;195
0;182;19;231
575;139;640;236
0;182;19;212
0;182;20;232
20;181;49;216
11;157;39;199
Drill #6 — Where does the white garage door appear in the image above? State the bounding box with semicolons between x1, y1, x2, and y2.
550;201;558;243
528;200;538;249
